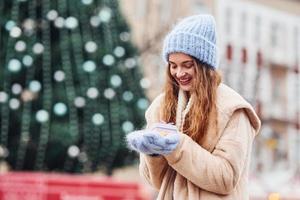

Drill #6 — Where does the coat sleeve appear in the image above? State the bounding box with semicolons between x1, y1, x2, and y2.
164;109;256;195
138;94;169;190
139;154;168;190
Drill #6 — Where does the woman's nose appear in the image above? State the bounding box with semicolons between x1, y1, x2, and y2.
176;69;186;78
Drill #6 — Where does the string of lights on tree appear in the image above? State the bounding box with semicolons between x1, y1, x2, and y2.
0;0;149;174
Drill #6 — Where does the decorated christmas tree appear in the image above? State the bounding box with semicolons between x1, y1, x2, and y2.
0;0;148;174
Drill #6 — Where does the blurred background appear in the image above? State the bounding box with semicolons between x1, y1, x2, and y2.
0;0;299;199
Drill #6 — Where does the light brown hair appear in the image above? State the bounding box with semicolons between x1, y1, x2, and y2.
161;58;222;144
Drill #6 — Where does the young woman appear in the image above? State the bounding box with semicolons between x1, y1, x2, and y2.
126;14;261;200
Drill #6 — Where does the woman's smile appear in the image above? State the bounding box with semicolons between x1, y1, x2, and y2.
177;77;192;86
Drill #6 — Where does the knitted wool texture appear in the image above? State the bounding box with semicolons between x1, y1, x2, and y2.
176;89;193;132
162;14;218;69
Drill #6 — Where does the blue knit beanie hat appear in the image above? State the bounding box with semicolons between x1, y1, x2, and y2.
162;14;218;69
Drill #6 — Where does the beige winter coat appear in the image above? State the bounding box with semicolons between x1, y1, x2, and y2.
139;84;261;200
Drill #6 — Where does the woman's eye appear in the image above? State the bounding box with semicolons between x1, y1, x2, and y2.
185;64;193;68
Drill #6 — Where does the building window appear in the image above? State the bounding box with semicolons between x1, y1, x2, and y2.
256;50;263;68
294;26;299;70
241;47;247;64
225;7;232;35
254;15;261;43
270;65;288;118
270;21;279;48
240;12;247;38
226;44;233;61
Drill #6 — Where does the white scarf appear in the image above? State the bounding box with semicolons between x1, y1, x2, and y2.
175;89;193;132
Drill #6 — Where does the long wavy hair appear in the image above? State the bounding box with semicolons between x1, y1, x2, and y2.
161;57;222;144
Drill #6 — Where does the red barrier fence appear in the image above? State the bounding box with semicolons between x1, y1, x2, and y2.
0;172;151;200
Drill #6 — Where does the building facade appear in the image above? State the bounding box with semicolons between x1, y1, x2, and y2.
216;0;300;180
215;1;300;196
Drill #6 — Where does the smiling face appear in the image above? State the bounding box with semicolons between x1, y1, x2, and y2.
168;53;196;92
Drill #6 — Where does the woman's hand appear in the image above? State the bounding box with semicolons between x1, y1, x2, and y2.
126;128;180;155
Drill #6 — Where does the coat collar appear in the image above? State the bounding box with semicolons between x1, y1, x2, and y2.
174;84;261;152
